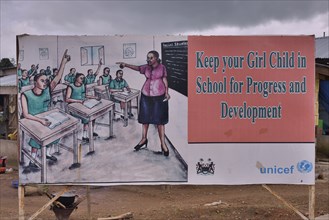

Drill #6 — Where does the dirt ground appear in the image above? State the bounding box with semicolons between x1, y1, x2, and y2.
1;167;328;220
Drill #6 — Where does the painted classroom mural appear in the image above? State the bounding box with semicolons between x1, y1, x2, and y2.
17;35;315;185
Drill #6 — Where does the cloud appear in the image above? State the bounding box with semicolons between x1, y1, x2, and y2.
1;0;328;58
5;1;326;33
182;11;329;36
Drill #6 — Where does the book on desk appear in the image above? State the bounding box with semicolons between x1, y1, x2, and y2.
120;91;132;96
43;111;70;129
118;89;139;96
83;99;102;109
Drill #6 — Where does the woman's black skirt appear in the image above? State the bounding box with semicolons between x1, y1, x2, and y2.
138;93;168;125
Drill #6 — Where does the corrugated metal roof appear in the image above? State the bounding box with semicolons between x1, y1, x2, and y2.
316;36;329;58
0;74;17;87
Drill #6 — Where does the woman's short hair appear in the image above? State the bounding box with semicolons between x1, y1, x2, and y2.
148;50;161;63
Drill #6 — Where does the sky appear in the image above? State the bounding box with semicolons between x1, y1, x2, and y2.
0;0;328;60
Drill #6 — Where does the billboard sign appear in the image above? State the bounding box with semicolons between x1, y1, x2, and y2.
17;35;314;185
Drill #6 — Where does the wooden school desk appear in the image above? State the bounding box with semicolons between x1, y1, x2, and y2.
67;99;114;154
85;82;98;96
110;88;140;127
94;84;108;99
19;109;79;183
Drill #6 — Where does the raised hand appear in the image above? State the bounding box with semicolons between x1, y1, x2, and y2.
62;49;71;63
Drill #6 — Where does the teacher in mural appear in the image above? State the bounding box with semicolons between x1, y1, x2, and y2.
116;50;170;156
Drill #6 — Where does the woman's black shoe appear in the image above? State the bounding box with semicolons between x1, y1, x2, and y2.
161;144;169;157
93;132;99;137
134;139;148;151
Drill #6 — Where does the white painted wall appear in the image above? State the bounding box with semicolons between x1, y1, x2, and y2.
18;35;187;91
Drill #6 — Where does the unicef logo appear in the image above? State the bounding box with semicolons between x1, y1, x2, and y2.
297;160;313;173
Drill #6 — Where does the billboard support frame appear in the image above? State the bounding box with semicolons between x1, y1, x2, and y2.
16;34;317;219
262;184;312;220
309;185;316;220
17;183;316;220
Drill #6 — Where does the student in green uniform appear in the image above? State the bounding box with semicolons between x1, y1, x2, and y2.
84;59;102;85
18;70;30;92
109;69;133;118
48;68;58;82
98;67;112;86
39;69;46;76
64;68;76;84
17;63;22;78
28;64;38;78
49;68;64;105
20;49;71;173
65;73;100;142
45;66;52;76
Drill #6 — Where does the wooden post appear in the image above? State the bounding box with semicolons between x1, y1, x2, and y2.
309;185;315;220
87;186;91;220
262;184;308;220
18;185;25;220
78;143;82;162
28;186;69;220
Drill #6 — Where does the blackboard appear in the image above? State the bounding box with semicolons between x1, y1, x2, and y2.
161;41;188;96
